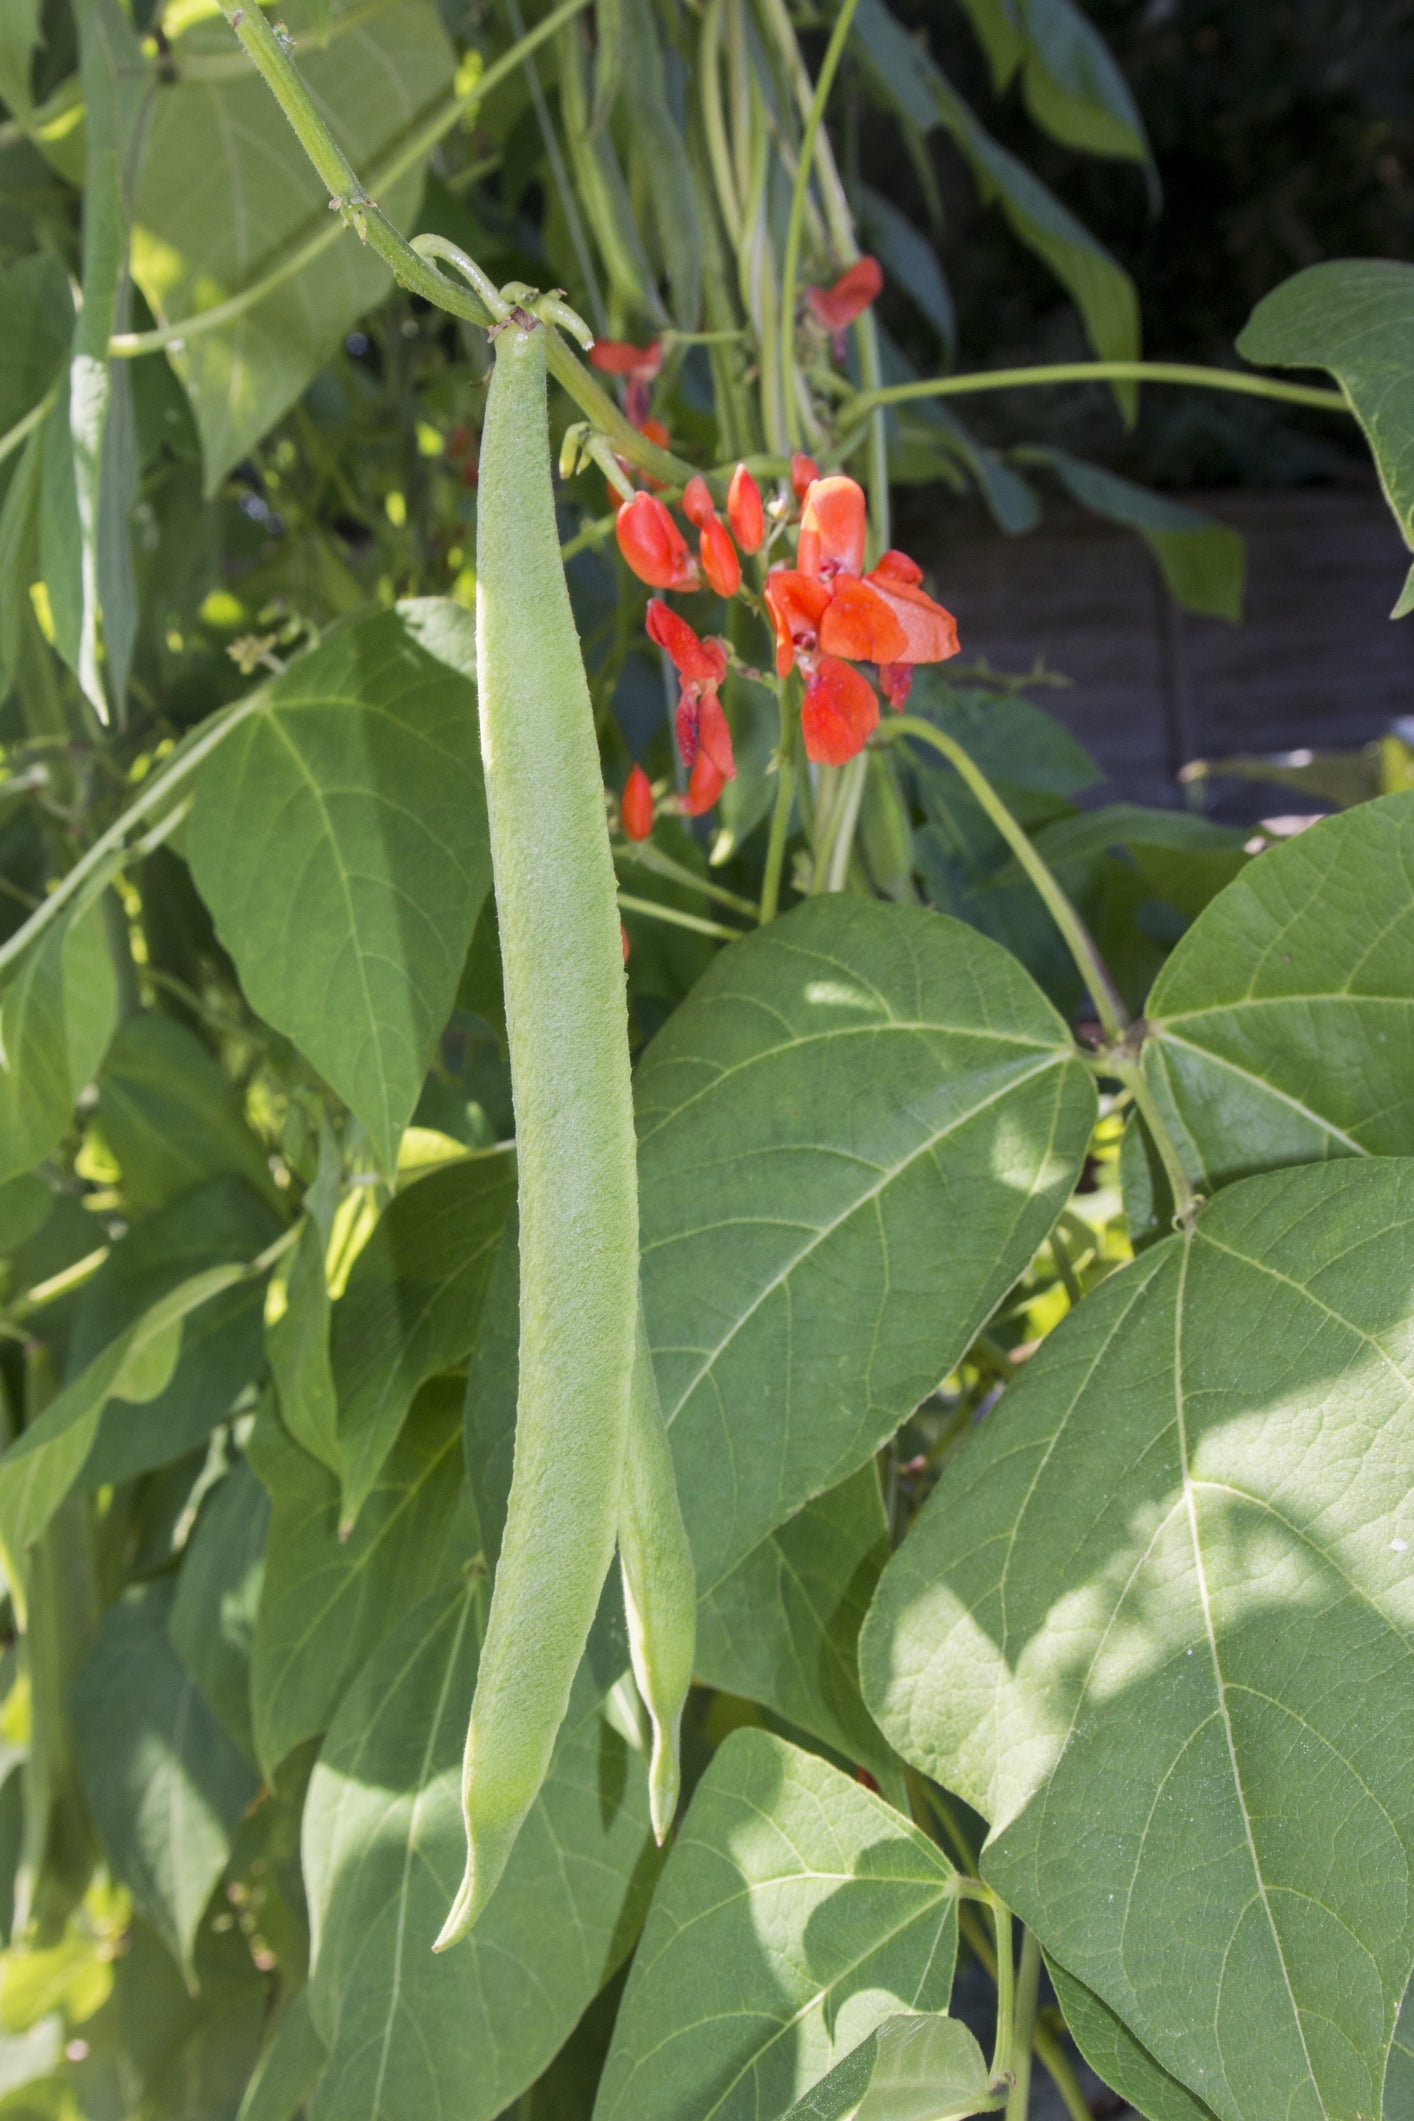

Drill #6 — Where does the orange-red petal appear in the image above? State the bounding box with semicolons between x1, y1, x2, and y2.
589;338;663;376
801;656;879;766
871;548;924;588
789;452;819;501
804;256;883;333
817;574;908;664
763;569;831;678
699;515;741;599
727;464;764;554
861;570;960;663
646;598;728;686
684;748;727;815
682;475;716;528
621;764;654;840
618;494;698;591
696;695;737;780
878;662;913;710
797;475;867;580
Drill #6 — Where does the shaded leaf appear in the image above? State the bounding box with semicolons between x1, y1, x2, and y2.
302;1577;656;2121
186;601;489;1178
170;1461;269;1764
1140;794;1414;1199
1014;0;1152;170
862;1160;1414;2121
0;896;116;1188
267;1217;339;1475
92;1012;279;1213
70;1581;257;1982
780;2013;1001;2121
1030;450;1245;620
249;1380;473;1778
595;1730;958;2121
0;254;71;440
1048;1956;1218;2121
1237;260;1414;616
131;0;455;488
332;1147;515;1524
236;1992;327;2121
635;895;1094;1590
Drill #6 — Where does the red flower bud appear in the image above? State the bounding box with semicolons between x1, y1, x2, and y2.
684;747;727;816
682;475;716;528
589;338;663;377
801;655;879;766
804;256;883;334
790;452;820;501
621;763;654;841
616;493;698;591
727;464;764;554
699;515;741;599
646;599;729;687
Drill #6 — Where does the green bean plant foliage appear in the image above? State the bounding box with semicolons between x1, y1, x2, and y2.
0;0;1411;2115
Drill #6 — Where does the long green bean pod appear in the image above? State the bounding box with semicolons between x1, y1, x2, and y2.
436;314;639;1952
619;1303;696;1842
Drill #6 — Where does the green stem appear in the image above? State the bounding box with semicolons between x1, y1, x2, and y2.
617;891;745;942
822;749;867;891
844;360;1349;420
778;0;863;449
1006;1929;1042;2121
1110;1053;1202;1227
617;841;760;920
881;717;1128;1042
193;0;693;489
700;0;743;247
1032;2025;1093;2121
0;389;54;473
758;690;799;922
991;1897;1015;2092
504;0;608;340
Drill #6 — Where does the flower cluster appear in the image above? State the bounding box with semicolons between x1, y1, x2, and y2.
594;269;958;834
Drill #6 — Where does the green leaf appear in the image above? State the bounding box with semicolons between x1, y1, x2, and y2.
302;1577;656;2121
130;0;455;489
779;2013;1001;2121
0;426;43;708
594;1729;958;2121
69;1580;258;1982
0;896;117;1187
1047;1956;1218;2121
861;1159;1414;2121
249;1380;473;1778
332;1147;515;1524
697;1467;895;1777
170;1460;269;1764
0;1262;249;1562
1029;450;1245;620
0;0;42;123
186;601;490;1179
1387;1982;1414;2120
267;1217;339;1475
92;1013;279;1213
1140;794;1414;1199
65;1177;280;1487
105;1915;269;2120
635;895;1095;1590
858;187;956;354
236;1991;328;2121
1013;0;1153;170
0;254;71;441
1237;259;1414;617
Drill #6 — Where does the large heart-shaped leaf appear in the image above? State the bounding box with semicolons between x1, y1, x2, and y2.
635;895;1095;1590
594;1729;958;2121
301;1577;656;2121
861;1159;1414;2121
250;1381;472;1779
1047;1957;1217;2121
131;0;454;488
1139;794;1414;1202
1238;259;1414;615
187;600;488;1178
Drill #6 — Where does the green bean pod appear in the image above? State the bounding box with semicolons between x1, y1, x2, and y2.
436;315;639;1952
619;1303;696;1842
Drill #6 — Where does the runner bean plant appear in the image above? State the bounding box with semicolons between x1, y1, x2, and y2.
0;0;1411;2115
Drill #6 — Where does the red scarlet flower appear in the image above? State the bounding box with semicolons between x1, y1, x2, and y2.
681;476;716;528
801;656;879;766
684;747;727;816
790;452;820;501
645;599;728;688
675;689;736;782
589;339;663;378
804;256;883;334
621;764;654;841
878;662;913;710
616;493;699;591
699;515;741;599
727;464;764;554
829;568;959;665
815;572;907;663
763;569;831;678
797;475;867;580
873;549;924;587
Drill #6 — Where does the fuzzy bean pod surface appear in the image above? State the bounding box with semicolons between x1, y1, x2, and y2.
436;314;639;1951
